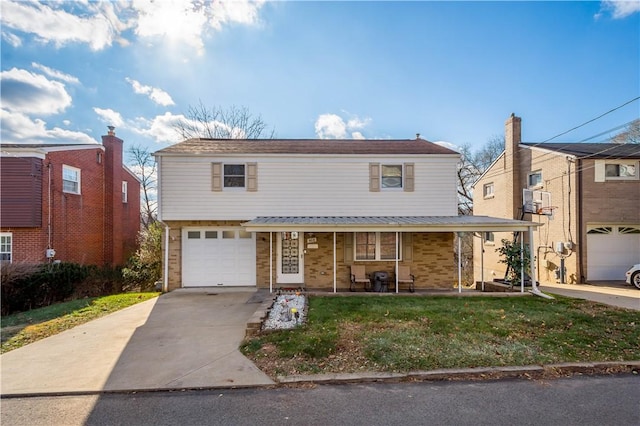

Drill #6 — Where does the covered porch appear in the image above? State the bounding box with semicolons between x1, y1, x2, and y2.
242;216;541;294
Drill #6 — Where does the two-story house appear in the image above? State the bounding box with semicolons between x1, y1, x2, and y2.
473;114;640;285
0;127;141;266
155;137;539;292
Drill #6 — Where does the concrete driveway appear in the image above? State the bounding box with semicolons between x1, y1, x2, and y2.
1;289;275;396
539;281;640;310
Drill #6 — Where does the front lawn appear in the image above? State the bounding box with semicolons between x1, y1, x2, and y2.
241;295;640;377
1;292;160;353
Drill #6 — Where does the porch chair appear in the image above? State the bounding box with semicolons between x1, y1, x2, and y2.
350;265;370;292
397;265;415;293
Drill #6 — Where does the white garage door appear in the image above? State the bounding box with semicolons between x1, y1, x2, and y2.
587;225;640;281
182;228;256;287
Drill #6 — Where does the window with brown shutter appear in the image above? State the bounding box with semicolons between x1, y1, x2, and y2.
369;163;380;192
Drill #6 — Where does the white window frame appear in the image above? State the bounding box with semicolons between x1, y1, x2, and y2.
0;232;12;263
528;170;543;189
122;181;128;203
223;164;246;189
381;165;403;190
483;182;494;199
484;231;495;244
354;232;402;261
62;165;81;194
604;160;638;181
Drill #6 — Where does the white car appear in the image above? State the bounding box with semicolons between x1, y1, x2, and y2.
625;264;640;290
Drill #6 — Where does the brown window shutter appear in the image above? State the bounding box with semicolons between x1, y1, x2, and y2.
404;163;414;192
369;163;380;192
344;232;354;264
402;232;413;261
247;163;258;192
211;162;222;191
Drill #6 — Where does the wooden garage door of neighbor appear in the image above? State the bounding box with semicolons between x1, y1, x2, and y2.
586;225;640;281
182;228;256;287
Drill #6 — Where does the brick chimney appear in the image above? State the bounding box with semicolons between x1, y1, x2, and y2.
504;114;522;219
101;126;124;265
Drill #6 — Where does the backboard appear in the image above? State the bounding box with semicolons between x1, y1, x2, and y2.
522;189;552;215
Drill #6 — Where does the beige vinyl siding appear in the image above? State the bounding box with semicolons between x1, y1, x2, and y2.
159;156;458;220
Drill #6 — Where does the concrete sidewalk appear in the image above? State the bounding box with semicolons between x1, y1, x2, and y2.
1;289;275;396
539;282;640;310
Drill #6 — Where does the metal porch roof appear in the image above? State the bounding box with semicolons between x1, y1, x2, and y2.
242;216;541;232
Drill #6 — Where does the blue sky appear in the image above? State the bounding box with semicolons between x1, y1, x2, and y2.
1;1;639;155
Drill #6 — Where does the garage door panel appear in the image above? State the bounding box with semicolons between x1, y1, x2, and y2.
587;226;640;281
182;228;255;287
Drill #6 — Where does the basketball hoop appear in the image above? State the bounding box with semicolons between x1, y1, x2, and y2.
537;206;556;216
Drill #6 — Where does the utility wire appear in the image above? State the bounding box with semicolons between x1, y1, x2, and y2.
540;96;640;143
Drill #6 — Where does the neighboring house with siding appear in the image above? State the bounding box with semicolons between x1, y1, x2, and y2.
0;128;141;266
473;114;640;285
154;137;538;292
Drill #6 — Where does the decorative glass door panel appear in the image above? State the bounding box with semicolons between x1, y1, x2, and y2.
277;232;304;283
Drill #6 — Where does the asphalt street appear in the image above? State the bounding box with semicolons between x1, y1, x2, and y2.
2;374;638;426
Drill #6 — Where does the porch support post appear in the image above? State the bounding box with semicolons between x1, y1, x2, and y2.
269;232;273;294
395;231;399;293
481;232;485;292
520;232;525;293
457;232;462;293
528;226;539;292
333;232;337;293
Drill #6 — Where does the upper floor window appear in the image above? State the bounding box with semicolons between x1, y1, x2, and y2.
62;165;80;194
224;164;245;188
605;162;636;179
528;171;542;188
355;232;401;261
381;165;403;189
122;181;128;203
0;233;12;263
483;182;494;198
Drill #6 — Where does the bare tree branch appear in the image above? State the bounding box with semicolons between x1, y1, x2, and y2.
127;145;157;230
610;118;640;144
174;101;275;140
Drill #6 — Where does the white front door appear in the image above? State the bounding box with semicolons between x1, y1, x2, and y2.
277;231;304;284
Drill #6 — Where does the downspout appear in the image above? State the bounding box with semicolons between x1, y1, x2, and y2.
47;161;52;261
457;232;462;293
528;225;554;299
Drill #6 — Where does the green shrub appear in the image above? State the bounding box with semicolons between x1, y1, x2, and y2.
122;221;162;291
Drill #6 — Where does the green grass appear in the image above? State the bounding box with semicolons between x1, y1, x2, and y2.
1;292;160;353
242;295;640;375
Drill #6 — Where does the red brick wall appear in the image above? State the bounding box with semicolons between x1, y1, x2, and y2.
1;137;141;266
47;148;106;264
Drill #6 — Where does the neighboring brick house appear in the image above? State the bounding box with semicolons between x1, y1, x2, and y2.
0;127;141;266
154;138;538;292
473;114;640;285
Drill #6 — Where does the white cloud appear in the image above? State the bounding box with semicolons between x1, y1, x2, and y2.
130;0;266;55
0;109;98;145
93;108;125;128
125;77;175;106
62;120;71;126
0;1;128;51
596;1;640;19
433;140;460;153
314;112;373;139
1;31;21;47
0;68;72;115
0;1;267;55
31;62;80;84
347;117;372;130
132;112;184;144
